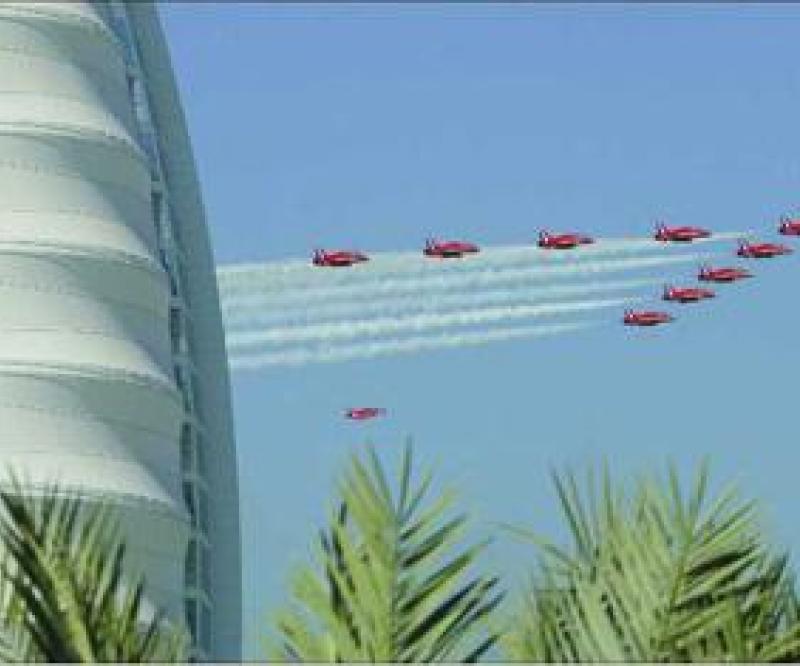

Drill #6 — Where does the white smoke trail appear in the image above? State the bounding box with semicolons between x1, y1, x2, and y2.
222;277;660;329
225;296;638;348
221;252;710;310
218;240;638;290
218;231;743;295
228;321;598;369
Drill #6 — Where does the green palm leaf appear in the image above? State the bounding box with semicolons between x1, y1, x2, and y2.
501;461;800;662
268;441;504;662
0;474;188;662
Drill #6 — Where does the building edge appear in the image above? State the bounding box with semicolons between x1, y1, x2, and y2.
123;3;242;659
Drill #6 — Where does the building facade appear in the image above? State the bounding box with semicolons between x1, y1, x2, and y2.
0;1;241;658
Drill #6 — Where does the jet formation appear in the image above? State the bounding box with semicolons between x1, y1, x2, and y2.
624;220;792;327
317;216;797;416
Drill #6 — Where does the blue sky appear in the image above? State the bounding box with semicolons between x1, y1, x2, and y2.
159;4;800;657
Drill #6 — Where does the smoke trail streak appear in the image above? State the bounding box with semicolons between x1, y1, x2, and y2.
223;277;660;329
222;252;710;310
228;321;598;369
225;296;637;348
218;232;743;294
217;240;644;290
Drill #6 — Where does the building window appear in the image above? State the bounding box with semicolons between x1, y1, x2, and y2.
185;539;198;588
169;307;182;355
201;603;212;653
177;261;190;305
174;365;193;413
152;190;164;241
160;250;179;297
196;435;206;476
184;598;197;643
126;73;135;104
184;315;195;357
198;487;209;534
169;272;180;298
180;424;193;473
182;481;195;525
190;372;202;419
201;543;211;592
168;199;183;248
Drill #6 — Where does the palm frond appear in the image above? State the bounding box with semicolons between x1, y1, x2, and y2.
0;473;188;662
501;462;800;662
269;442;503;662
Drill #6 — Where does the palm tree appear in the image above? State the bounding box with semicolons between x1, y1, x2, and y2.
501;461;800;662
268;442;504;662
0;475;187;662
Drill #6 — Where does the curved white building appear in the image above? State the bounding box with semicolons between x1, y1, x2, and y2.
0;1;241;659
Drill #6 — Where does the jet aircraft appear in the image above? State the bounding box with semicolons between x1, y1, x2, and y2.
423;238;480;258
736;239;792;259
312;249;369;267
654;222;711;243
778;216;800;236
537;230;594;249
698;265;752;282
623;309;674;326
662;285;715;303
344;407;387;421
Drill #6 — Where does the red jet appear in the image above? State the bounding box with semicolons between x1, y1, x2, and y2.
344;407;386;421
662;285;715;303
312;249;369;267
698;264;752;282
736;239;793;259
623;309;674;326
423;238;480;258
537;230;594;250
778;215;800;236
654;222;712;243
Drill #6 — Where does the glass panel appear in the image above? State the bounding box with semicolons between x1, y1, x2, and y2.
184;598;197;642
178;261;190;305
180;424;193;472
182;481;195;524
159;250;179;296
199;487;209;534
201;543;211;592
169;307;182;354
184;316;195;356
191;372;202;419
151;191;163;240
185;539;197;587
174;365;192;412
168;199;183;247
201;603;212;652
196;435;206;476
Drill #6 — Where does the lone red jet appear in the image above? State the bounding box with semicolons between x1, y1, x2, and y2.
537;230;594;250
423;238;480;258
654;222;712;243
312;249;369;267
662;285;715;303
344;407;386;421
778;216;800;236
736;239;793;259
623;309;674;326
698;264;752;282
